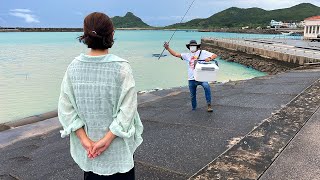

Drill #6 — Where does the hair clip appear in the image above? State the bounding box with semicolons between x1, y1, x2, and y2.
92;31;97;34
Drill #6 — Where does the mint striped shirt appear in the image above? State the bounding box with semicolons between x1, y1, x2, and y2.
58;53;143;175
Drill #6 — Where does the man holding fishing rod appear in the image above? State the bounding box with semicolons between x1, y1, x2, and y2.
164;40;217;112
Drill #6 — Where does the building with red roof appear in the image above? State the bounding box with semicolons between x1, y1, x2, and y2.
304;16;320;39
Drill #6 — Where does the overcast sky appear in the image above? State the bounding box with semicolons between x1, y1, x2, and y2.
1;0;320;27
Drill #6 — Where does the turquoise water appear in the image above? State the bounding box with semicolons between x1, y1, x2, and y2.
0;31;273;123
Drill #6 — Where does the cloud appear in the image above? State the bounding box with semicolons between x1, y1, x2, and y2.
9;9;39;23
10;9;32;13
74;11;83;16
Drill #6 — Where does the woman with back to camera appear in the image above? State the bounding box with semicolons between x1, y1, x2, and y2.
58;12;143;180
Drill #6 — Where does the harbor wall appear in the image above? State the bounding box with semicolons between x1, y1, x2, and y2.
201;38;320;65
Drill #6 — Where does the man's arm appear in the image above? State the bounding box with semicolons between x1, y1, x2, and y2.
205;54;218;62
164;42;182;58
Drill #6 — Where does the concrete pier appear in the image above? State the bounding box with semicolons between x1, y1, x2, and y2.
202;38;320;65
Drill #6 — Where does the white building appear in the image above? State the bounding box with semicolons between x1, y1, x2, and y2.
270;20;283;28
282;22;297;29
304;16;320;39
297;21;305;28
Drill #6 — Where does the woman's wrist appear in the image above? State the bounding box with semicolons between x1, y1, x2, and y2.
76;127;89;142
101;136;110;146
102;131;117;146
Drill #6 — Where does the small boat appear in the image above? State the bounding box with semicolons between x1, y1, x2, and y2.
152;54;167;57
281;31;301;36
281;31;294;36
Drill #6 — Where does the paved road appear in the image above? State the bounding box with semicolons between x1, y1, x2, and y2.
1;69;320;180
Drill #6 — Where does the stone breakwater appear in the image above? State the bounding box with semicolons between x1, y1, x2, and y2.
199;28;283;34
199;28;303;35
202;40;299;75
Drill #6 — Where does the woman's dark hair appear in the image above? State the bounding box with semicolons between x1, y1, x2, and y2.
79;12;114;50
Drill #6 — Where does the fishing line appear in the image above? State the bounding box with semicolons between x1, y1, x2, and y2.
157;0;196;60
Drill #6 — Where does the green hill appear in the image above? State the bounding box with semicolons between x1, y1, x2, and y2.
112;12;151;28
167;3;320;29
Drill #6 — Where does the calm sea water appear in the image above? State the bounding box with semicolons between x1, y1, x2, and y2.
0;31;280;123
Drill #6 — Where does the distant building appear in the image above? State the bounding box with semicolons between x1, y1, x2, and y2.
297;21;305;28
270;20;283;28
270;20;300;29
282;22;297;29
304;16;320;39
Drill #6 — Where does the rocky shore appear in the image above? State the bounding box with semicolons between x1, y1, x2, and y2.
202;42;299;75
199;28;303;35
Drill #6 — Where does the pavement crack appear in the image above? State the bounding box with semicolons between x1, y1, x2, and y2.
9;173;20;180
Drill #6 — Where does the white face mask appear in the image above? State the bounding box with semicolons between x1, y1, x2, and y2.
189;46;197;53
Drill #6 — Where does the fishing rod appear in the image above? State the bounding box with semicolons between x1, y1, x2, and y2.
157;0;196;60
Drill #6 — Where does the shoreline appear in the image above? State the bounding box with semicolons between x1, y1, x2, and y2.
0;27;303;35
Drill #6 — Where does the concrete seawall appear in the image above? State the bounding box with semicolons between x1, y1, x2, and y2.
202;38;320;65
0;111;58;132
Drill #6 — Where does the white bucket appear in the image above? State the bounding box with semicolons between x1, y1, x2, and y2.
194;62;219;82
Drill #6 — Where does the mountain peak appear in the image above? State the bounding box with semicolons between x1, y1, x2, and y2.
125;12;135;17
294;3;317;7
111;12;151;28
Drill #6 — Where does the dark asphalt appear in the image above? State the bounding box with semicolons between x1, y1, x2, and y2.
1;68;320;180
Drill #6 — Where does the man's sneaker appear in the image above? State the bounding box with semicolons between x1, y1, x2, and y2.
207;104;213;112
